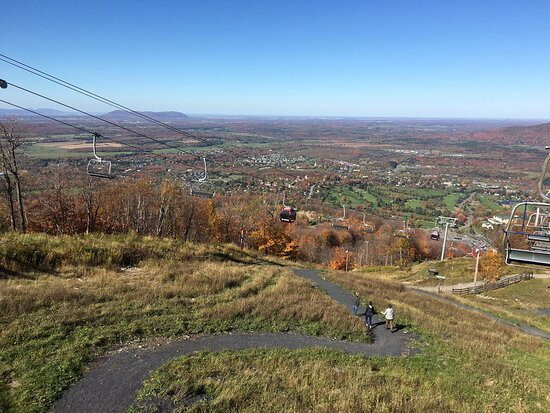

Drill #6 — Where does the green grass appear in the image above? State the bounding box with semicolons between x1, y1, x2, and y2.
130;270;550;413
27;144;86;159
320;185;466;220
372;257;524;287
353;188;379;206
2;234;549;412
321;185;389;209
478;194;501;213
443;193;461;210
405;198;422;209
129;348;495;413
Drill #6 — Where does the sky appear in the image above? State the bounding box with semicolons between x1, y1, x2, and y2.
1;0;550;118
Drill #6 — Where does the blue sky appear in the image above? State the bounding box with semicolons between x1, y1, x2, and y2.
1;0;550;118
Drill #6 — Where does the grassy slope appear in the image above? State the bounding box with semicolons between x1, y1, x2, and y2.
364;258;550;331
0;234;368;413
319;270;550;412
2;234;549;412
443;193;461;210
453;278;550;332
131;269;550;412
378;257;527;286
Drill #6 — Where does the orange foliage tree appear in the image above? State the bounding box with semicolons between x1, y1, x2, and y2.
479;249;504;282
330;247;354;270
250;221;298;258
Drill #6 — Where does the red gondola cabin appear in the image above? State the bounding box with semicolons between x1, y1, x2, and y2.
280;207;297;223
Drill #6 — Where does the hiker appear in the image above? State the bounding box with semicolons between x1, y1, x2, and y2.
381;304;394;332
365;301;375;329
352;292;360;315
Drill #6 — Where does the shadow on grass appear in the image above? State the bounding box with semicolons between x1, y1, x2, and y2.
0;266;35;280
210;251;285;267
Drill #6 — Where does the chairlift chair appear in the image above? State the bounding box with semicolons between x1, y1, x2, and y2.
332;205;350;230
189;157;216;198
503;147;550;266
394;219;410;239
363;213;374;233
503;201;550;265
87;133;114;179
279;192;297;223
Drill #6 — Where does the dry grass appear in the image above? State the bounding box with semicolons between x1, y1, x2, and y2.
452;278;550;332
0;232;273;272
199;269;363;334
372;257;528;287
131;349;446;413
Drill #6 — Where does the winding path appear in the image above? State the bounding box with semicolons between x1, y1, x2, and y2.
53;268;415;413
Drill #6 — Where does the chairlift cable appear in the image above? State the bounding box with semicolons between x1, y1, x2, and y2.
0;53;298;178
0;96;279;183
0;55;298;180
0;53;206;143
0;81;296;181
0;98;188;158
5;80;205;159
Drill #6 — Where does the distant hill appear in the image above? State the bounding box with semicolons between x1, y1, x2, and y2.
102;110;189;122
500;122;550;140
472;122;550;145
0;108;75;118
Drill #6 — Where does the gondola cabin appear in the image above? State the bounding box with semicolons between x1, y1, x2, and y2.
280;206;297;223
431;230;440;241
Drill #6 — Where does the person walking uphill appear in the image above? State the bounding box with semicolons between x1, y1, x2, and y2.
382;304;394;332
352;293;360;315
365;301;375;329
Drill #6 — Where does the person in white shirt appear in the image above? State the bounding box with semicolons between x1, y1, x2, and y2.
381;304;394;332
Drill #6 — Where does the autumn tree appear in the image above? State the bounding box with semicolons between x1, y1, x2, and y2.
330;247;354;270
0;120;26;232
206;199;220;242
27;166;86;234
479;249;504;282
250;220;298;258
156;180;180;236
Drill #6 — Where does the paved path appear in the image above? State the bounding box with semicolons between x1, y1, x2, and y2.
54;269;416;413
293;268;413;350
411;288;550;340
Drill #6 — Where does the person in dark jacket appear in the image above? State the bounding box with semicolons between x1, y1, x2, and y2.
365;301;375;329
352;292;360;315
